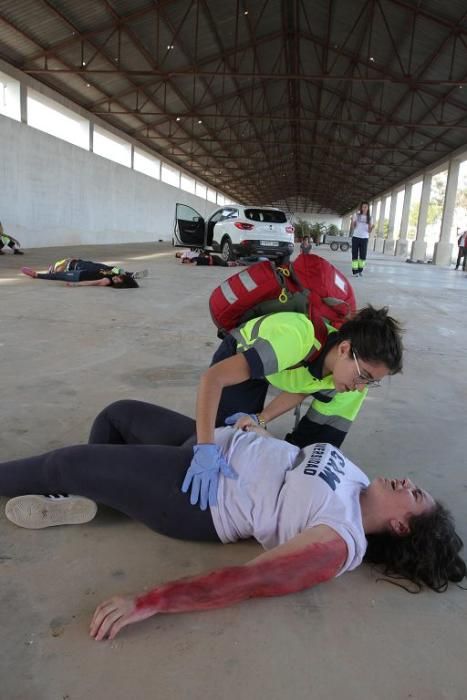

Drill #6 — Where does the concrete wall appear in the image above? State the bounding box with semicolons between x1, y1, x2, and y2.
0;115;218;248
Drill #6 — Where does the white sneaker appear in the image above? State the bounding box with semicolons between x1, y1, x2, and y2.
5;494;97;529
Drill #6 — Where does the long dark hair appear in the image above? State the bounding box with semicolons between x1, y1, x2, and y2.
358;201;371;224
338;305;404;374
112;273;139;289
365;502;466;592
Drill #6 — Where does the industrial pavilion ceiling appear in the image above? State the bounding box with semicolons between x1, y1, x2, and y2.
0;0;466;214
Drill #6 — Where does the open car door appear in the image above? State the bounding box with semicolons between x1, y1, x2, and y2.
174;203;206;247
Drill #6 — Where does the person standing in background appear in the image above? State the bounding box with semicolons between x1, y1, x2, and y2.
455;229;467;271
300;235;312;255
350;202;374;277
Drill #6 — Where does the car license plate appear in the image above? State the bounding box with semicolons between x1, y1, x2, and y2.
260;240;279;246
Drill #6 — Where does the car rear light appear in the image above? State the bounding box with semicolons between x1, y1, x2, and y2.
234;222;254;230
285;225;294;233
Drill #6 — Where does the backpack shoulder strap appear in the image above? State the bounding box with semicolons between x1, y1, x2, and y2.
282;261;305;293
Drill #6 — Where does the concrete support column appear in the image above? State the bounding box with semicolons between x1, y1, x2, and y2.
433;159;460;266
368;202;377;250
395;238;410;257
374;198;387;253
20;83;27;123
384;193;398;255
89;121;94;152
374;238;385;253
376;198;385;235
131;144;135;169
411;173;432;262
395;184;412;256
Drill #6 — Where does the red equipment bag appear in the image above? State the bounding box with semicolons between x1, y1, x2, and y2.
289;253;356;342
209;253;356;350
209;261;288;334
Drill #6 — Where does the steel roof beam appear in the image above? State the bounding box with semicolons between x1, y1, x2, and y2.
25;0;230;187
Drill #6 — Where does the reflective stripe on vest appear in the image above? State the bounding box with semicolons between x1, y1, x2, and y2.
304;404;352;433
230;317;279;374
231;313;320;374
230;315;266;345
312;389;337;403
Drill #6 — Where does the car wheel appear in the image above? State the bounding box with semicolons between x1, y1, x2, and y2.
330;242;339;251
221;237;234;261
340;243;350;252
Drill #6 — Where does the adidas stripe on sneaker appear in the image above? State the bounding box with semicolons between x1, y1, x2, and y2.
5;494;97;529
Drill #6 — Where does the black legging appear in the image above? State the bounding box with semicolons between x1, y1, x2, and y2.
455;247;466;270
37;270;88;282
0;401;219;542
351;237;368;263
37;260;115;283
195;254;229;266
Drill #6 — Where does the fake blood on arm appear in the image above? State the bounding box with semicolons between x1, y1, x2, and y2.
135;539;347;614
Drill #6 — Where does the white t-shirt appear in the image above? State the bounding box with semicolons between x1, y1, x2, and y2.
180;249;199;260
210;428;369;575
352;213;371;238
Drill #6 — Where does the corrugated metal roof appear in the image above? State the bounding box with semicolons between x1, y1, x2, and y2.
0;0;466;212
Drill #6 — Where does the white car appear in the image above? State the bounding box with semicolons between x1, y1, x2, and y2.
173;203;295;261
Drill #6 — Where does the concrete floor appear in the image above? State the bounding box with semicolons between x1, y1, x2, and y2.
0;243;466;700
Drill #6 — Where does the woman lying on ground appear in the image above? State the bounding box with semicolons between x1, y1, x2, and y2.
21;257;147;288
175;249;243;267
2;400;465;641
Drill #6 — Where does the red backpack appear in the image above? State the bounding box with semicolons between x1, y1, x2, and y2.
209;253;356;352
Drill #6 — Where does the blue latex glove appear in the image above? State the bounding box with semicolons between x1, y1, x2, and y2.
224;412;259;426
181;444;237;510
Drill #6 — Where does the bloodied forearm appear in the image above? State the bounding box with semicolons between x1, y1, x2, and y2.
135;539;347;615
